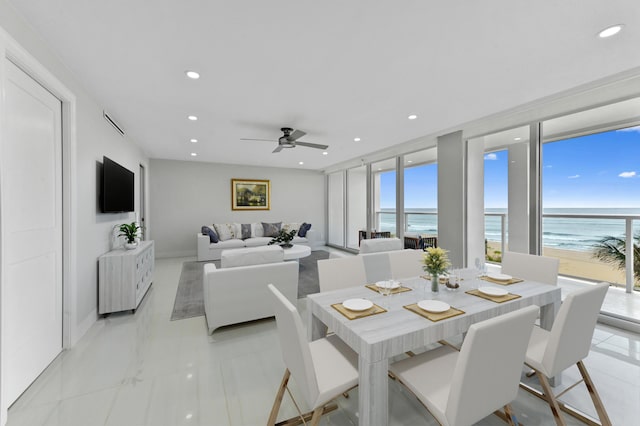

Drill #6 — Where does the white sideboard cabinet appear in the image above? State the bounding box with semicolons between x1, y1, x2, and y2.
98;240;154;315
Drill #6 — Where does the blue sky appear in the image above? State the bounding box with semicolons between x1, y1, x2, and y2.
380;126;640;209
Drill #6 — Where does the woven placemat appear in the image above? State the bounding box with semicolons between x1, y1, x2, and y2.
404;304;465;322
466;289;521;303
365;284;412;295
480;276;524;285
331;302;387;320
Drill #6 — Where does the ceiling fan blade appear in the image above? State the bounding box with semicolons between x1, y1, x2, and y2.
272;145;284;153
287;129;306;141
295;141;329;150
240;138;277;142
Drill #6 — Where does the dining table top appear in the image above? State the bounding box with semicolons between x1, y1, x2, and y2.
306;273;562;360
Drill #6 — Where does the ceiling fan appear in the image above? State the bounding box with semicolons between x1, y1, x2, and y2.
241;127;329;153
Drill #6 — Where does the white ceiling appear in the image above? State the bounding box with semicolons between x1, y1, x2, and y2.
8;1;640;171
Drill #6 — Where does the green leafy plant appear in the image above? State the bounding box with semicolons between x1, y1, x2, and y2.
119;222;140;244
591;233;640;288
268;229;297;247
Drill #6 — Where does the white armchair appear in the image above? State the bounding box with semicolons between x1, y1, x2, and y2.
203;255;298;334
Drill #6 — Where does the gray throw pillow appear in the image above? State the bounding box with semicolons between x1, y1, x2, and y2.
298;222;312;237
241;223;252;240
201;226;219;243
262;222;282;237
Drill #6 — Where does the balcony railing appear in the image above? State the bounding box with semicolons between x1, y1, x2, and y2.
376;210;638;293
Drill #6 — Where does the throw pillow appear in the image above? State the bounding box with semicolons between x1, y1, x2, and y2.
241;224;252;240
251;222;264;237
213;223;236;241
201;226;219;243
262;222;282;238
282;222;301;234
298;222;312;237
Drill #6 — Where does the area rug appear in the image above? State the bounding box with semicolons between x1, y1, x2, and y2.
170;250;330;321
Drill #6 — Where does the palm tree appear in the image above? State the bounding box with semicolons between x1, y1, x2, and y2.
591;233;640;288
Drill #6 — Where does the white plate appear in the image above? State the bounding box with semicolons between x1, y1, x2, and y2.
342;298;374;312
417;300;450;313
478;286;508;297
375;280;400;289
487;272;512;281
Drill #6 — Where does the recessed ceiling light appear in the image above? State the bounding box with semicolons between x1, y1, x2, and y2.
598;24;623;38
298;161;304;165
407;160;413;163
190;138;198;143
190;152;197;157
408;114;418;120
322;151;328;155
185;70;200;79
514;137;522;141
188;115;198;121
377;168;382;171
354;137;361;142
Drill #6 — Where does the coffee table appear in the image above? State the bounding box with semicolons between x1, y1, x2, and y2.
282;244;311;261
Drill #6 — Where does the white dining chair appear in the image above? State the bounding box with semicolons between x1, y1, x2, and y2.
317;256;366;292
390;305;539;426
388;249;425;279
359;237;403;254
266;284;359;426
501;251;560;285
522;282;611;426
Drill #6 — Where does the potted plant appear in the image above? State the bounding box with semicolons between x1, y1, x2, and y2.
268;229;297;248
422;247;450;293
119;222;140;250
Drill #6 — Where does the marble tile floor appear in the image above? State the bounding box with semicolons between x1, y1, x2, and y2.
7;256;640;426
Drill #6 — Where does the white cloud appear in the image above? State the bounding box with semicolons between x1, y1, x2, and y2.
545;164;552;168
619;171;637;178
616;125;640;133
568;174;580;179
484;153;497;160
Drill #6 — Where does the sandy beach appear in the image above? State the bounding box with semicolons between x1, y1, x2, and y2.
486;241;628;287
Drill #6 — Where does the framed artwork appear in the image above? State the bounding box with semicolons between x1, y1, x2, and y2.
231;179;271;210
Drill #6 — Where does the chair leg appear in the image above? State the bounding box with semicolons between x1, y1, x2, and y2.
503;404;518;426
536;371;567;426
576;361;612;426
267;369;291;426
309;406;324;426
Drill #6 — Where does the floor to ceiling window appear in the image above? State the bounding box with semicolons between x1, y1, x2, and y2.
403;149;438;244
327;171;345;247
372;158;397;237
541;97;640;292
346;165;367;250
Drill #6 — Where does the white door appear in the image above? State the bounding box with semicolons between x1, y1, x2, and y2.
2;60;63;405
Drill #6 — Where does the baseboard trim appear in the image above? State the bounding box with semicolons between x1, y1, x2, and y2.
73;308;98;346
156;249;196;259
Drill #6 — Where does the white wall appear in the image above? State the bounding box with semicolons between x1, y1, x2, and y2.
149;159;325;258
0;0;149;347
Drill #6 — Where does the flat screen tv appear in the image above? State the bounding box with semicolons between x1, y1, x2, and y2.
102;156;134;213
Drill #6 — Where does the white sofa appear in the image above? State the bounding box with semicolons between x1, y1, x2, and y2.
198;224;318;261
203;246;299;334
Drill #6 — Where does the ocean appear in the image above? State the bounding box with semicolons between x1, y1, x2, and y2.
378;208;640;252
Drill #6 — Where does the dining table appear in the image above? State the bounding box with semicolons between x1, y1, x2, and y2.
306;272;562;426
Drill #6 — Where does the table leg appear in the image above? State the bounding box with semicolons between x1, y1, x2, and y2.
307;302;327;341
358;356;388;426
540;299;561;386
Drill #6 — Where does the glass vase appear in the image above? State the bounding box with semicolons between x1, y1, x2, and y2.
431;273;439;293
